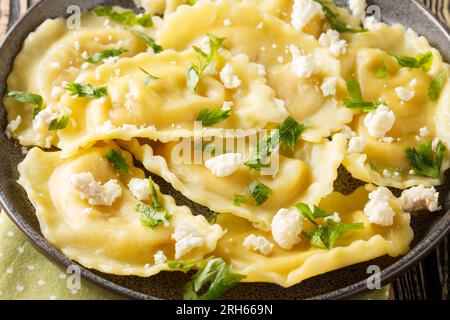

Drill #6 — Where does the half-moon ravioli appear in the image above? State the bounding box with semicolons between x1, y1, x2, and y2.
119;134;346;230
18;144;224;276
157;0;355;142
341;24;450;188
212;186;413;287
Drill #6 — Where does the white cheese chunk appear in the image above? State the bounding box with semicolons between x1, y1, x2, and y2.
318;30;348;57
128;178;151;201
32;108;59;133
205;153;243;177
289;45;316;78
5;115;22;138
271;208;303;249
221;101;234;111
243;234;273;256
349;0;366;19
223;18;232;26
325;212;341;223
321;77;338;97
291;0;323;31
172;223;205;259
395;87;415;101
400;185;441;212
70;172;122;206
220;64;242;89
419;127;429;137
364;187;396;226
153;250;168;265
348;136;366;154
363;105;395;138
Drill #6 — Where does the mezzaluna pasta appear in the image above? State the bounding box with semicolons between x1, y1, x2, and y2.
3;0;449;299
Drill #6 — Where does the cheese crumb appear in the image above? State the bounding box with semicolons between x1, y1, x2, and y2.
153;250;167;264
291;0;323;31
205;153;243;177
220;64;242;89
256;22;264;29
363;105;395;138
321;77;338;97
243;234;273;256
221;101;234;111
82;208;93;215
172;223;205;259
318;30;348;57
325;212;341;223
51;62;61;70
395;87;415;101
32;108;59;133
348;136;366;154
349;0;367;19
223;18;231;26
400;185;441;212
364;187;396;226
271;208;303;249
289;45;316;78
5;116;22;138
70;172;122;206
419;127;429;137
128;178;151;201
277;56;284;64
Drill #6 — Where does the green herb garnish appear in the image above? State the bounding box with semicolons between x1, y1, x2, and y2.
167;259;204;271
375;59;389;78
140;68;160;87
136;178;171;229
278;117;310;151
84;48;127;64
48;116;69;131
105;149;129;173
405;140;446;178
7;91;43;118
295;203;364;249
233;195;248;206
248;180;273;206
313;0;367;33
344;79;380;111
428;70;447;101
196;108;231;126
93;6;153;27
131;30;163;53
65;83;108;98
390;51;433;71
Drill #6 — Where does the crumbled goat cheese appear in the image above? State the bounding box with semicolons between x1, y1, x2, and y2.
74;41;81;51
277;56;284;63
222;101;234;111
32;108;59;132
44;135;53;148
321;77;338;97
5;116;22;138
318;30;348;57
82;208;93;215
243;234;274;256
341;125;356;138
349;0;367;19
220;64;242;89
409;78;417;87
289;45;316;78
364;187;396;226
128;178;151;201
363;105;395;138
223;18;232;26
81;51;89;60
400;185;441;212
348;136;366;154
153;250;167;264
51;86;64;99
70;172;122;206
103;56;119;65
419;127;429;137
325;212;342;223
256;22;264;29
172;223;205;259
271;208;303;249
51;62;61;70
291;0;323;31
395;87;415;101
205;153;243;177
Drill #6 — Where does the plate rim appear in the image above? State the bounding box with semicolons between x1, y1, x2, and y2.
0;0;449;300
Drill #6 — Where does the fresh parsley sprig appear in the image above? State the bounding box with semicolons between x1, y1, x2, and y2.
167;259;204;271
136;177;171;229
66;83;108;98
248;180;273;206
131;30;163;53
406;140;446;178
428;70;447;101
7;91;43;118
278;117;310;151
140;68;160;87
344;79;380;111
375;59;389;78
48;116;69;131
106;149;129;173
93;6;153;27
295;203;364;249
313;0;367;33
84;48;128;64
390;51;433;71
233;194;247;206
177;258;245;300
196;108;231;126
187;34;225;92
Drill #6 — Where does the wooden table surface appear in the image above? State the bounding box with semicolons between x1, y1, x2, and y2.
0;0;448;300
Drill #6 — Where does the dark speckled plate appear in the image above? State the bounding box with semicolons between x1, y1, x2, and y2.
0;0;449;300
